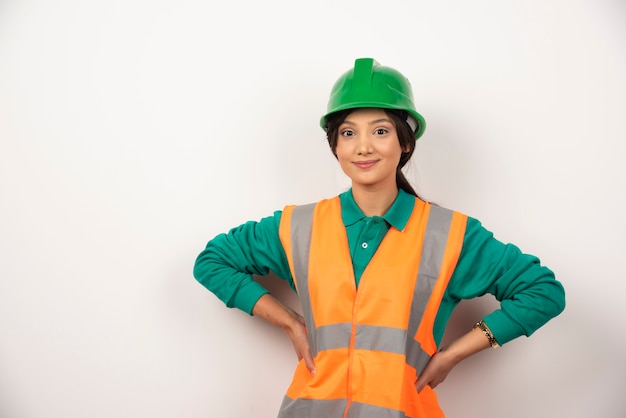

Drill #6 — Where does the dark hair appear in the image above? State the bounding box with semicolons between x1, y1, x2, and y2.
324;109;420;197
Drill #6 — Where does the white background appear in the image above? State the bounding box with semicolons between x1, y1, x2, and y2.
1;0;625;417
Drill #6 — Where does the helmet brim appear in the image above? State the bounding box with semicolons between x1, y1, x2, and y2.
320;103;426;140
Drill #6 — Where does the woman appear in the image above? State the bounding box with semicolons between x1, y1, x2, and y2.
193;58;566;417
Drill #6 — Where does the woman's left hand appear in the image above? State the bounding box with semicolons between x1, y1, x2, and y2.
414;326;493;393
414;349;457;393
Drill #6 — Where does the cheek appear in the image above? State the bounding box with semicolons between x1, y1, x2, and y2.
336;153;350;167
334;143;350;160
335;150;354;173
385;144;404;162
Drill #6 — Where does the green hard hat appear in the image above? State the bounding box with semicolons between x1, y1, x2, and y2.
320;58;426;139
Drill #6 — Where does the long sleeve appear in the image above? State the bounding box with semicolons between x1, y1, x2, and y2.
444;217;566;345
193;211;294;315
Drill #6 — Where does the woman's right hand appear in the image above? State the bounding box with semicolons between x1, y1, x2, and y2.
252;294;316;376
284;313;316;376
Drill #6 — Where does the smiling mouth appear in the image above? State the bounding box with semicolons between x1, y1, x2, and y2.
353;160;378;169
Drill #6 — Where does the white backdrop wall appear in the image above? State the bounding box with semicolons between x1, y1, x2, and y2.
1;0;625;417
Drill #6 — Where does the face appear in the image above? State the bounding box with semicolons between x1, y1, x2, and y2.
335;108;407;192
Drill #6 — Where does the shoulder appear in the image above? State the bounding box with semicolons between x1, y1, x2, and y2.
417;200;470;230
283;195;341;212
281;195;341;224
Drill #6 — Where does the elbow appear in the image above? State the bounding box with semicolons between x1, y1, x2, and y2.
193;249;211;286
545;277;566;320
554;282;566;316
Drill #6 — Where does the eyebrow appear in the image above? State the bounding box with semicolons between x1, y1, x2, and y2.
341;118;392;126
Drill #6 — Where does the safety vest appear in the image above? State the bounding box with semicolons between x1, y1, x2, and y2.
277;196;467;418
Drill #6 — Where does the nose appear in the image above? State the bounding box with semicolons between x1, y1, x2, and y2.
357;134;373;155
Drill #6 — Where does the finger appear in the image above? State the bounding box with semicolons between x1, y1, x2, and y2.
415;366;434;393
415;378;427;393
416;377;438;393
302;349;316;375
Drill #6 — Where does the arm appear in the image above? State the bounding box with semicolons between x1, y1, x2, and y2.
193;211;294;314
448;217;566;345
418;217;566;391
193;211;314;372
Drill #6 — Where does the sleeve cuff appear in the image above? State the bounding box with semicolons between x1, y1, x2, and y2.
230;279;270;315
482;310;526;346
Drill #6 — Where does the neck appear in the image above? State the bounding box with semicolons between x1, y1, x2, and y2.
351;185;399;217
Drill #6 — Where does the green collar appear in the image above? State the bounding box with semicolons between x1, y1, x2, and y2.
339;188;415;231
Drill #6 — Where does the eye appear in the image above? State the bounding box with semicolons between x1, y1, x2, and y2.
340;129;355;137
374;128;389;135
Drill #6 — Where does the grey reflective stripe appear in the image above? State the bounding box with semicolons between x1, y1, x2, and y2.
289;203;317;355
318;323;407;354
279;398;406;418
354;324;406;354
405;337;430;376
278;397;348;418
406;204;454;374
317;323;351;351
347;402;408;418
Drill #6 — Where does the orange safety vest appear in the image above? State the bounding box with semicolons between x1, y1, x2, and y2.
277;196;467;418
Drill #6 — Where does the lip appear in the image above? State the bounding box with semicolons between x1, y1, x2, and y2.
353;160;379;169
